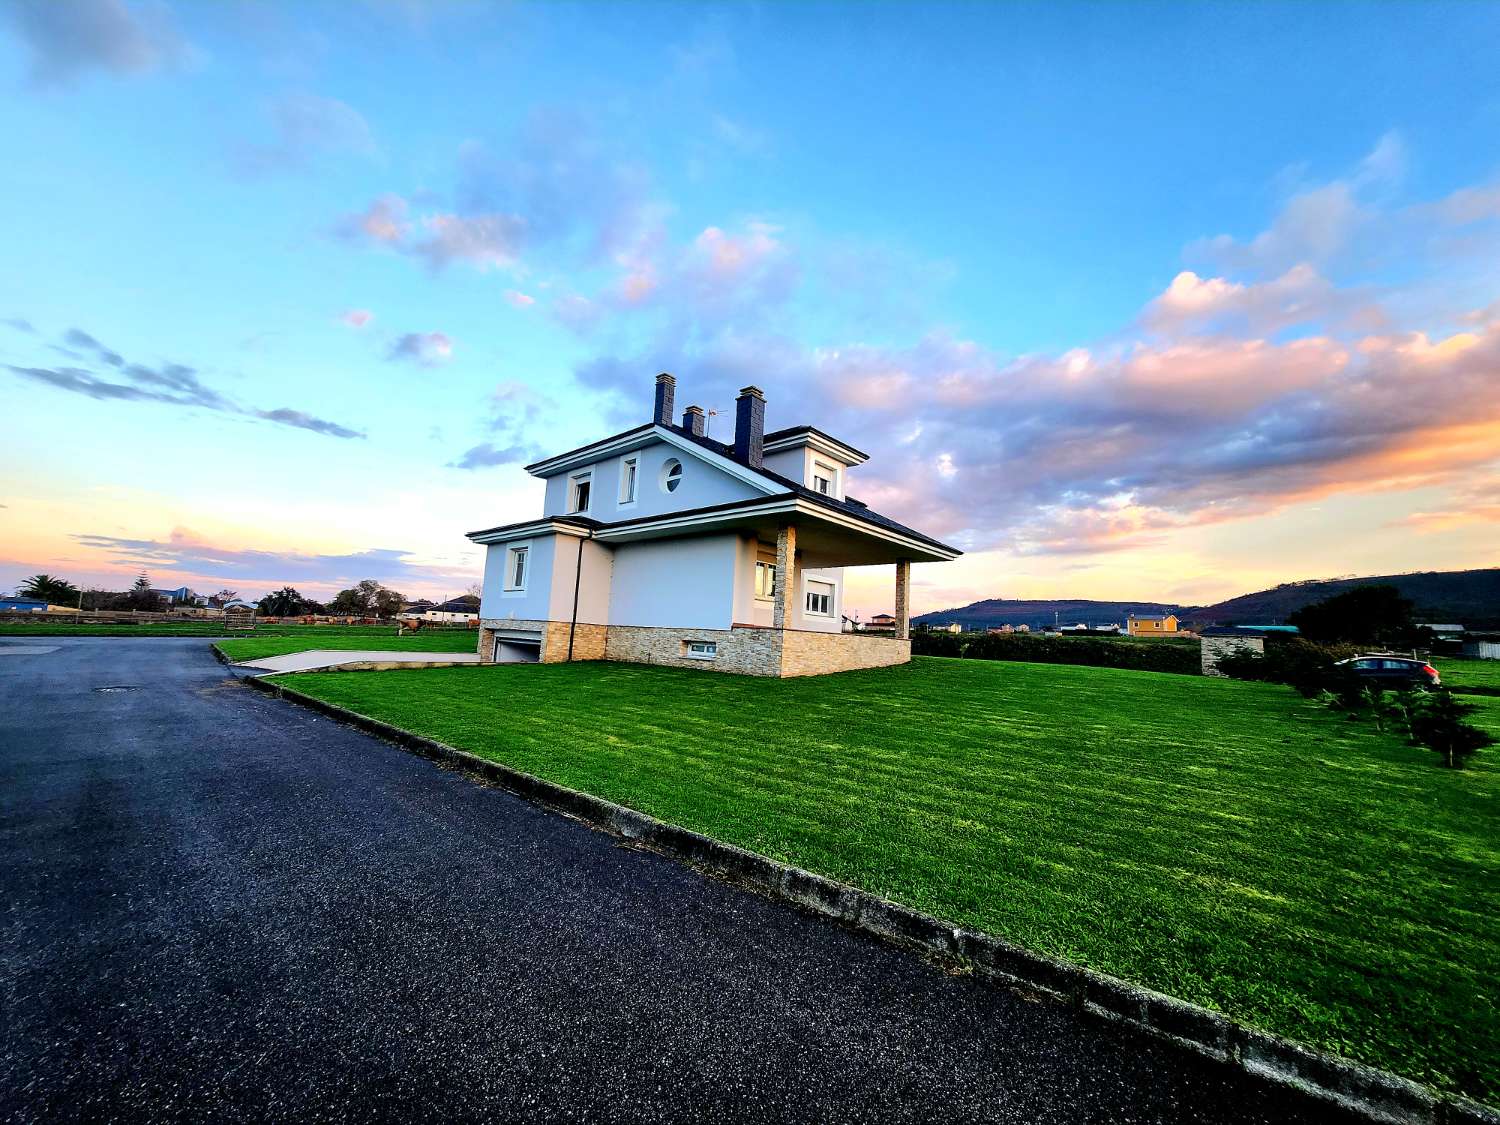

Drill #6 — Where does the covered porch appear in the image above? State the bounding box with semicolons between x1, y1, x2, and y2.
592;496;956;675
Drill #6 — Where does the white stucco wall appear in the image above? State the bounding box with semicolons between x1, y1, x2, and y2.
542;439;765;522
608;534;740;630
546;535;614;626
480;534;560;621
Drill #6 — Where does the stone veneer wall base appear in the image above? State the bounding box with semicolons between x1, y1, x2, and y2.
481;619;911;677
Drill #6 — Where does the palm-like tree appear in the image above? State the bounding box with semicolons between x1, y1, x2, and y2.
17;574;80;604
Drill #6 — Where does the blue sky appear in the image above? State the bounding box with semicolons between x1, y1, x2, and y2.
2;0;1498;613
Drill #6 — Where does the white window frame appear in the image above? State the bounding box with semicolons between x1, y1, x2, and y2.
618;456;638;505
683;640;718;660
812;460;837;496
504;544;530;592
659;457;683;494
805;580;834;618
754;560;777;601
568;471;593;514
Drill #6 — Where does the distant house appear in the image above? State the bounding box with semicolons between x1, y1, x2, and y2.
418;597;482;623
988;624;1014;634
0;596;48;613
151;586;194;604
1417;623;1466;638
1127;613;1182;637
867;612;897;629
1462;632;1500;660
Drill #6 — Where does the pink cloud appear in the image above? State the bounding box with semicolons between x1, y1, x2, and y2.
339;308;374;329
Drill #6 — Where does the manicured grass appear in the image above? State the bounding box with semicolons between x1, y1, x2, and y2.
284;657;1498;1100
1437;658;1500;696
216;632;477;662
1467;696;1500;739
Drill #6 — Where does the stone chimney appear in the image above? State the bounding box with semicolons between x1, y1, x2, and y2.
653;373;675;426
682;405;705;437
733;385;765;468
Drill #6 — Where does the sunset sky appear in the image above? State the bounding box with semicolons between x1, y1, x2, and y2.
2;0;1497;616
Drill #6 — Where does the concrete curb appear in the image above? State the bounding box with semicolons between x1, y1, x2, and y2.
244;674;1498;1125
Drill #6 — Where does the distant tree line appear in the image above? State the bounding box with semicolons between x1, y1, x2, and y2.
8;573;412;620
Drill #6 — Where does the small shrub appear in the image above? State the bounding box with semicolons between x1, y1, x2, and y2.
1407;691;1496;769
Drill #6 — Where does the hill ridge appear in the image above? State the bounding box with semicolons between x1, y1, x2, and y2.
912;568;1500;631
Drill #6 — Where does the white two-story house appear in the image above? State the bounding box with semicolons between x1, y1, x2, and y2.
468;373;960;677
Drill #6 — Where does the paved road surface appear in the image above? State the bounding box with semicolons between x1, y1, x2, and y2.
0;638;1355;1123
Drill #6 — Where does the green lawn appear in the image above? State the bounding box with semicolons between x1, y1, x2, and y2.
1437;657;1500;696
283;657;1498;1101
1467;696;1500;739
216;632;478;662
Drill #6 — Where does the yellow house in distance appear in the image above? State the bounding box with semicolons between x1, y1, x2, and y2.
1127;613;1182;636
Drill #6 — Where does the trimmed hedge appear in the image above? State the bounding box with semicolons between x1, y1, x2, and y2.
912;631;1200;674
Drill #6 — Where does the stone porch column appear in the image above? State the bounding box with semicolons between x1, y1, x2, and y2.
773;524;797;629
894;559;911;640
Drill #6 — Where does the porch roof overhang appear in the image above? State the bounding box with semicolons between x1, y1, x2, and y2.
591;494;960;566
466;516;600;545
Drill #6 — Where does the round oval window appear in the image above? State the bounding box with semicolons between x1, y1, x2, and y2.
660;458;683;493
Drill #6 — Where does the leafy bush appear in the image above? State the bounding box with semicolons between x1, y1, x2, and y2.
1215;637;1359;697
913;630;1199;674
911;631;965;657
1287;583;1420;646
1405;691;1496;769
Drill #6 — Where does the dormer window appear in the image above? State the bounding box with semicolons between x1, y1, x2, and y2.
812;461;836;496
569;471;592;513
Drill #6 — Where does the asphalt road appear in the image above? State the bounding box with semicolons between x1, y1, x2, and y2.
0;638;1356;1123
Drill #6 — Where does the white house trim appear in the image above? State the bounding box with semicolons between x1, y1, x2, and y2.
762;429;869;465
469;518;595;546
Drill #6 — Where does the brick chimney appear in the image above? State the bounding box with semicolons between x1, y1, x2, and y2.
682;405;705;437
733;385;765;468
653;373;675;426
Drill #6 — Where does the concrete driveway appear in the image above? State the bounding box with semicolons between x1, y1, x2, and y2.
0;638;1353;1123
232;648;481;672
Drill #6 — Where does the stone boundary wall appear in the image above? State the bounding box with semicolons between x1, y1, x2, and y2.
1201;634;1265;676
486;618;913;677
781;630;909;677
243;674;1500;1125
606;624;782;675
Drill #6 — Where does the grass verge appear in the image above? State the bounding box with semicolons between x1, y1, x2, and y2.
283;656;1498;1102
